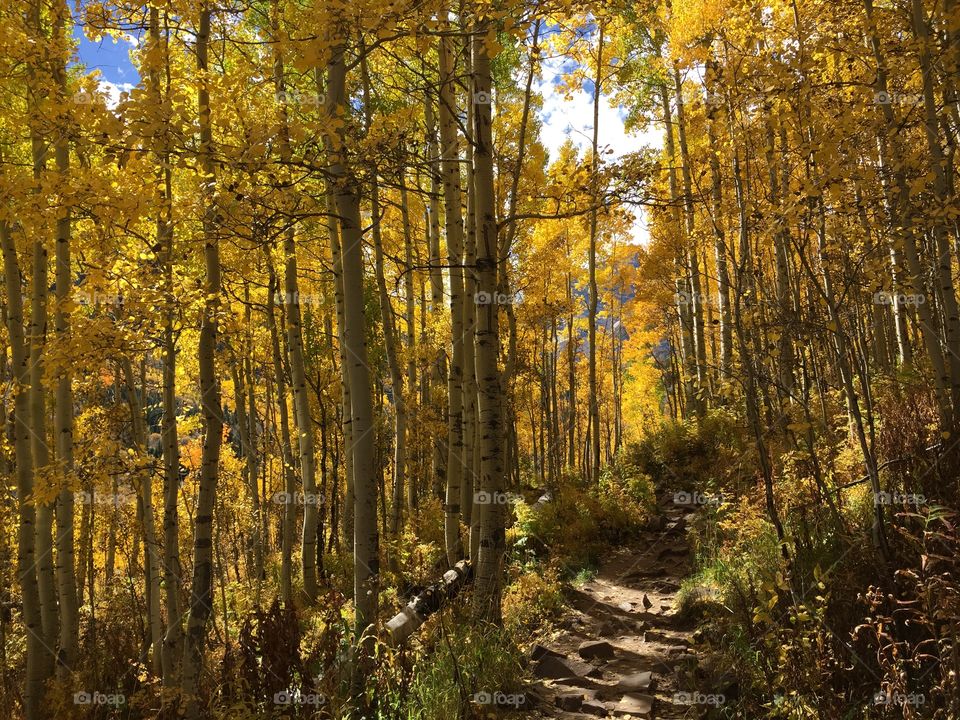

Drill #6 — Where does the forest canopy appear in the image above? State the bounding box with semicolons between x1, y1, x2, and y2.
1;0;959;717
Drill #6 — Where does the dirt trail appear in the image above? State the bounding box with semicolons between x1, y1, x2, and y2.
526;495;708;719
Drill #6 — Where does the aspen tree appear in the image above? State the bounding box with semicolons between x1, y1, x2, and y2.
181;7;224;716
325;23;379;695
471;20;505;623
439;21;466;566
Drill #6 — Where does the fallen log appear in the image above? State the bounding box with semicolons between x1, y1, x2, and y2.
385;559;472;646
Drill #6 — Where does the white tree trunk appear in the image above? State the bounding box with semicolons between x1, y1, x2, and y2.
327;34;379;699
439;25;465;566
181;8;224;717
471;28;505;624
1;219;45;720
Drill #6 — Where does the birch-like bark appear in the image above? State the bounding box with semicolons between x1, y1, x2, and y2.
328;190;355;550
23;3;58;678
424;88;447;503
148;7;184;683
1;218;44;720
400;179;419;511
326;31;379;698
472;26;505;624
439;23;465;565
462;36;479;560
51;0;77;676
181;7;224;716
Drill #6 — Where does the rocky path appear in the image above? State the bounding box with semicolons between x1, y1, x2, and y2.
526;496;708;719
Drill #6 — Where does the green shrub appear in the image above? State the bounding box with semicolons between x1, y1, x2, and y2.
503;562;565;634
509;464;651;575
384;618;527;720
623;408;749;494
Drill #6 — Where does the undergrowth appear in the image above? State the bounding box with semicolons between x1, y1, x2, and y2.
634;396;960;719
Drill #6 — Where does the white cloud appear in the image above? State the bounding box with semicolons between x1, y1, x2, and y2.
534;55;661;245
98;80;135;109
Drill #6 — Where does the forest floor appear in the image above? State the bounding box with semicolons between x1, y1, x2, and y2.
526;496;711;719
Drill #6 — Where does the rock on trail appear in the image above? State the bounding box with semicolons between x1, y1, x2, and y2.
524;494;710;719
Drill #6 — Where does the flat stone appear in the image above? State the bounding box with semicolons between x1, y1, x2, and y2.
531;643;565;661
615;671;654;692
581;698;610;716
556;692;584;711
534;654;594;680
611;692;655;716
553;676;602;691
579;640;617;661
618;601;635;613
